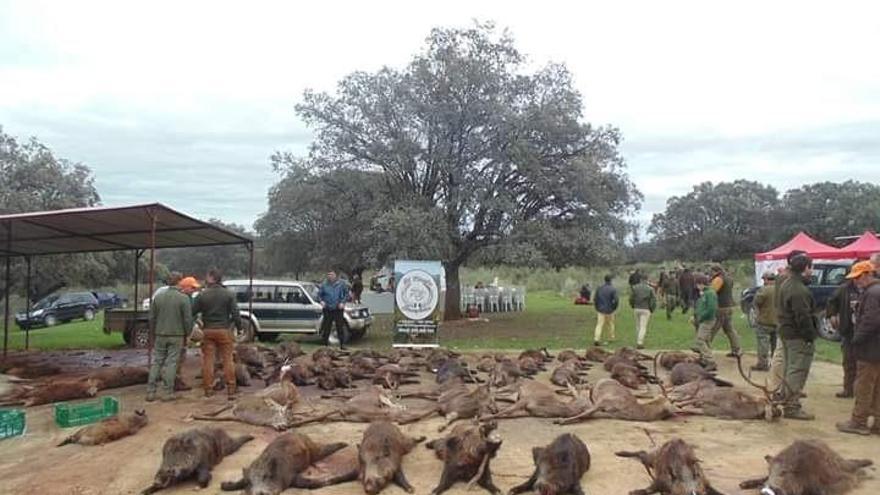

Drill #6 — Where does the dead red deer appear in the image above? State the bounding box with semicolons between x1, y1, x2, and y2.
616;438;724;495
610;362;658;390
550;361;589;388
519;348;553;363
583;346;612;363
288;386;410;427
482;381;590;420
653;351;701;372
554;378;675;424
399;381;496;431
668;362;732;387
740;439;872;495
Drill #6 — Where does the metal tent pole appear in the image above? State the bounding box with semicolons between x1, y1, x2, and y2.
248;242;254;318
25;256;31;350
2;256;9;359
133;250;142;310
147;212;157;368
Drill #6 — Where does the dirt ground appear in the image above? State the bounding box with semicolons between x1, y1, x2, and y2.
0;349;877;495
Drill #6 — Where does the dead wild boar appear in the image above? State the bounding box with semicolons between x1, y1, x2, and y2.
358;421;426;494
654;351;700;371
427;420;503;495
220;432;347;495
740;440;872;495
616;439;723;495
141;427;254;494
510;433;591;495
57;410;148;446
555;378;675;424
291;446;360;489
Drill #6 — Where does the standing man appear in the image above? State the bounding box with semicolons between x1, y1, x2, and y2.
318;270;350;349
752;272;778;371
768;250;807;392
678;268;695;314
777;254;817;420
827;273;861;398
662;270;679;320
351;274;364;304
710;265;742;357
837;261;880;435
593;275;618;346
192;268;241;400
146;276;196;402
691;276;719;370
629;274;657;350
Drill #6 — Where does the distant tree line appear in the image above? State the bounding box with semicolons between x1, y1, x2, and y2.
636;179;880;262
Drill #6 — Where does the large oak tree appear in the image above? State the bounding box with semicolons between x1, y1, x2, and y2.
292;24;639;318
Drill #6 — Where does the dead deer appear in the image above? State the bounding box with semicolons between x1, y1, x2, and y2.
289;386;409;427
616;439;724;495
583;346;612;363
482;381;590;421
554;378;675;424
610;362;658;390
653;351;701;372
668;362;732;387
399;382;496;431
550;362;589;388
740;439;873;495
519;348;553;364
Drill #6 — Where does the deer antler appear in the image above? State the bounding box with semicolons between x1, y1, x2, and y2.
736;354;776;401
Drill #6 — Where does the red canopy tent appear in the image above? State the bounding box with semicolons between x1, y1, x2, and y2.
754;232;847;261
836;231;880;259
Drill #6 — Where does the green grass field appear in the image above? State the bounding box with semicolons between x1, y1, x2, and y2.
0;291;842;364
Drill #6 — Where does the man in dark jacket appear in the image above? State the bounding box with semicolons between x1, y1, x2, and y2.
318;270;350;349
777;254;817;420
710;265;742;357
661;271;679;320
837;261;880;435
192;268;242;399
827;277;861;398
593;275;618;346
678;268;695;314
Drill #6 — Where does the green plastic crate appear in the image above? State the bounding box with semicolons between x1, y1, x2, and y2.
0;409;26;440
54;396;119;428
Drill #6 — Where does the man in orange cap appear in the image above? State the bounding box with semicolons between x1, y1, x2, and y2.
146;274;198;402
837;261;880;435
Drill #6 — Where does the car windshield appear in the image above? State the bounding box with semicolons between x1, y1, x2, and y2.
32;294;59;310
301;283;319;302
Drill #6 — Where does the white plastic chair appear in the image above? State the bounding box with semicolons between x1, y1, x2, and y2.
487;287;501;312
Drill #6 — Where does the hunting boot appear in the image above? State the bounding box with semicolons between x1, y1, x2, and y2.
836;419;871;436
783;408;815;421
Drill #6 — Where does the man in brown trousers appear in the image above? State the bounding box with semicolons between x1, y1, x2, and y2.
837;261;880;435
192;268;242;400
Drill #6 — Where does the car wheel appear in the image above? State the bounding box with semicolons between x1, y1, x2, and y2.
256;332;279;343
816;312;841;342
235;319;255;343
130;325;150;349
44;314;58;327
83;308;96;321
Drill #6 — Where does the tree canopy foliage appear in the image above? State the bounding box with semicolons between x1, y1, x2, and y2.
644;179;880;261
286;23;641;317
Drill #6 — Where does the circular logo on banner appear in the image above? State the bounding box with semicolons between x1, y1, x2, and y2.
395;269;439;320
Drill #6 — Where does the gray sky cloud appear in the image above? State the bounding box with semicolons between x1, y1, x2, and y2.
1;0;878;230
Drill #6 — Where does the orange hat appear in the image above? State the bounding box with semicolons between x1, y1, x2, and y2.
178;276;202;290
846;261;875;279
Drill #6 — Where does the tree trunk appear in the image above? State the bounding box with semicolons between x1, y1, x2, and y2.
443;262;462;321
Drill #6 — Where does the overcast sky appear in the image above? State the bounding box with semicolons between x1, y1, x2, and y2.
1;1;879;231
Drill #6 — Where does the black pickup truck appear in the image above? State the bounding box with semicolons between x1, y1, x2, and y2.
740;261;851;342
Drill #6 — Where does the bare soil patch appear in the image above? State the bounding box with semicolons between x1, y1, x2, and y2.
0;349;876;495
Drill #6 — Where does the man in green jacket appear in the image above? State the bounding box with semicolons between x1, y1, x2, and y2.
777;254;818;420
193;268;242;399
629;274;657;349
146;276;197;402
827;277;861;398
752;272;778;371
691;276;719;370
